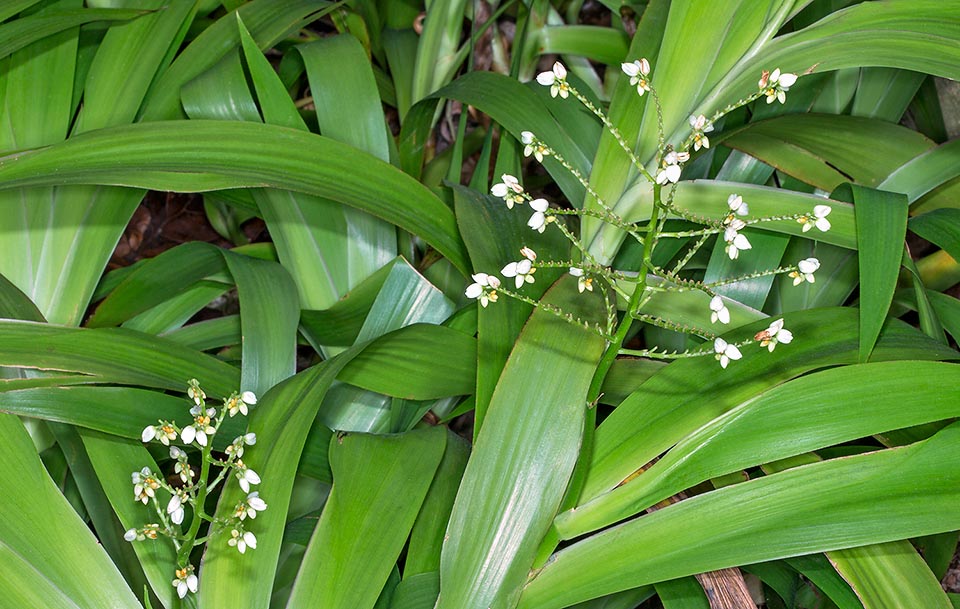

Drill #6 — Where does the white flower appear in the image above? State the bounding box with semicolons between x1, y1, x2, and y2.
621;58;651;96
569;267;593;293
141;425;156;443
186;379;205;406
709;295;731;324
521;131;550;162
536;61;570;98
228;529;258;554
797;204;832;232
235;492;268;520
491;174;525;209
141;422;178;445
167;493;186;525
656;150;688;185
756;318;793;352
501;247;537;289
235;461;261;493
465;273;501;308
759;68;798;104
727;194;749;217
124;528;139;542
713;338;742;369
723;219;752;259
132;467;160;504
172;566;198;599
689;114;714;150
181;405;217;446
226;391;257;417
527;198;551;233
790;257;820;285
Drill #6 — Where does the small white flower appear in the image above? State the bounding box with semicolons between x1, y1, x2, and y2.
132;467;160;504
536;61;570;98
621;58;651;96
527;198;551;233
501;248;538;289
186;379;205;406
167;493;185;525
181;405;217;446
727;194;749;217
656;150;688;185
723;219;752;259
790;257;821;285
568;267;594;293
236;461;262;493
756;318;793;352
759;68;798;104
228;529;258;554
812;205;832;231
713;338;742;369
235;491;268;520
124;528;139;542
172;566;198;599
709;295;731;324
243;432;257;445
465;273;501;308
226;391;257;417
491;174;525;209
689;114;714;151
141;425;156;443
521;131;550;162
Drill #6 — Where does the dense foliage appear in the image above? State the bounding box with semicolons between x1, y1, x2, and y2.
1;1;960;608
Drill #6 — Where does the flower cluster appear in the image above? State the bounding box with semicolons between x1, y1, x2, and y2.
126;380;266;599
465;59;821;370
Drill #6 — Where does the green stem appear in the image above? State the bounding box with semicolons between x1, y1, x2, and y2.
176;442;211;565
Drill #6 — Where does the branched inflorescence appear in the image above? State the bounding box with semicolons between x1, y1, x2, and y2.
126;379;266;599
465;59;831;369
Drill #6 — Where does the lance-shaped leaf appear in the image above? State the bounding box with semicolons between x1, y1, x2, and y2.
519;420;960;609
0;120;470;275
0;413;141;609
436;277;606;609
285;427;447;608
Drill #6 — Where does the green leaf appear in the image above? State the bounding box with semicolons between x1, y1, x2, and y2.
0;271;44;321
0;8;148;60
909;208;960;263
881;138;960;206
223;251;299;395
0;120;470;275
285;427;447;609
518;420;960;609
89;242;227;328
721;115;934;191
198;348;363;609
80;429;180;607
0;320;239;396
405;430;471;577
557;361;960;540
299;260;395;348
436;277;606;609
582;307;956;502
836;183;909;362
828;542;952;609
452;184;569;432
337;324;476;400
539;26;629;65
140;0;332;120
0;414;141;609
435;73;592;205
